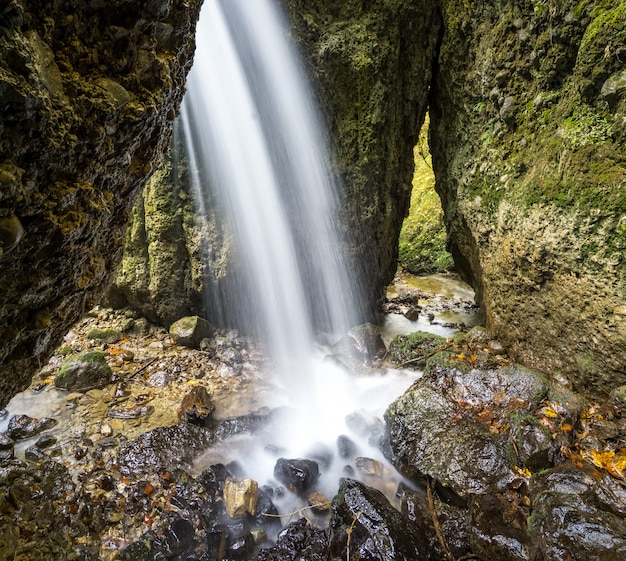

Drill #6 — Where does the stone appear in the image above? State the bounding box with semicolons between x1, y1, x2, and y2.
178;385;215;427
223;477;259;519
469;494;529;561
7;415;58;440
273;458;320;494
385;382;516;496
0;432;14;450
116;423;215;476
329;479;427;560
337;434;359;460
354;456;384;477
307;491;330;513
400;485;471;560
169;316;213;349
529;463;626;560
54;351;113;392
256;518;328;561
84;327;123;343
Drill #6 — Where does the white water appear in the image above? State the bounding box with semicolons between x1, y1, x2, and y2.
181;0;419;516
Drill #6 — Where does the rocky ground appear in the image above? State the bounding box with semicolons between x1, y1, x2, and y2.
1;275;626;560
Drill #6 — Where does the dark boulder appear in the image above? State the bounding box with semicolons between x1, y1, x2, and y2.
528;463;626;561
329;479;428;561
273;458;320;494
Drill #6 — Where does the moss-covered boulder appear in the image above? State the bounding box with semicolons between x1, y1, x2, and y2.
169;316;213;349
55;351;113;392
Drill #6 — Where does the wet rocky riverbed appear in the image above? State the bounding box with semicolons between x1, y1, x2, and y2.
1;274;626;560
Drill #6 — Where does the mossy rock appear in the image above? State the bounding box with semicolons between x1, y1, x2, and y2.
387;331;448;365
85;327;123;343
55;351;113;392
169;316;213;349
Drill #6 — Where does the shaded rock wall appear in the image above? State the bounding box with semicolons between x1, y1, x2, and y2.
0;0;201;407
431;0;626;391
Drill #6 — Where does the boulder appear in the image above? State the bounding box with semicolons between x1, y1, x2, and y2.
329;479;428;560
256;518;328;561
273;458;320;494
223;477;259;519
169;316;213;349
528;463;626;560
54;351;113;392
178;385;215;427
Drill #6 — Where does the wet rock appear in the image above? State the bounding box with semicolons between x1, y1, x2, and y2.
329;479;427;560
7;414;57;440
116;423;215;476
54;350;113;392
385;366;552;495
273;458;320;494
107;405;153;419
400;485;471;560
337;434;359;459
354;457;383;477
385;383;516;496
256;518;328;561
469;494;529;561
253;485;281;530
307;491;330;513
34;434;57;450
0;432;14;449
228;530;255;559
178;385;215;427
581;417;620;440
169;316;213;349
510;413;555;471
528;463;626;560
25;445;46;462
224;477;259;518
163;517;195;556
146;370;171;388
403;308;420;321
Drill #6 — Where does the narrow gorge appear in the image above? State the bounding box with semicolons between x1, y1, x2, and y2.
0;1;625;560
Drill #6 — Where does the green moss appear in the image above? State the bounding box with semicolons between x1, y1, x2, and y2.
56;350;108;381
387;331;448;365
560;105;613;149
398;117;454;274
85;327;123;343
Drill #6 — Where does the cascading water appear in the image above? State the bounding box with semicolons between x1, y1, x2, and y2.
180;0;419;517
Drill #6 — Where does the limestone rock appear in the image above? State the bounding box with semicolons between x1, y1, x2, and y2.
223;477;259;519
430;1;626;392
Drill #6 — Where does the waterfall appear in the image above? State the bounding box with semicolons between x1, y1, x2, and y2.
181;0;359;386
180;0;419;508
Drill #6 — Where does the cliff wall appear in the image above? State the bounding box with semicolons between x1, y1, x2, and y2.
0;0;201;406
431;0;626;391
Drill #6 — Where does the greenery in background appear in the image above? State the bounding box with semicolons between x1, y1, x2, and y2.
398;116;454;274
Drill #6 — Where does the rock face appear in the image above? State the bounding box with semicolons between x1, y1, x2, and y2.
0;0;201;407
429;1;626;390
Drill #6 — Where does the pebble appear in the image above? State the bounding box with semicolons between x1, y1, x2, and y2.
100;424;113;436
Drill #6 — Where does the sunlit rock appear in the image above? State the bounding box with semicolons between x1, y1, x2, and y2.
223;477;259;519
